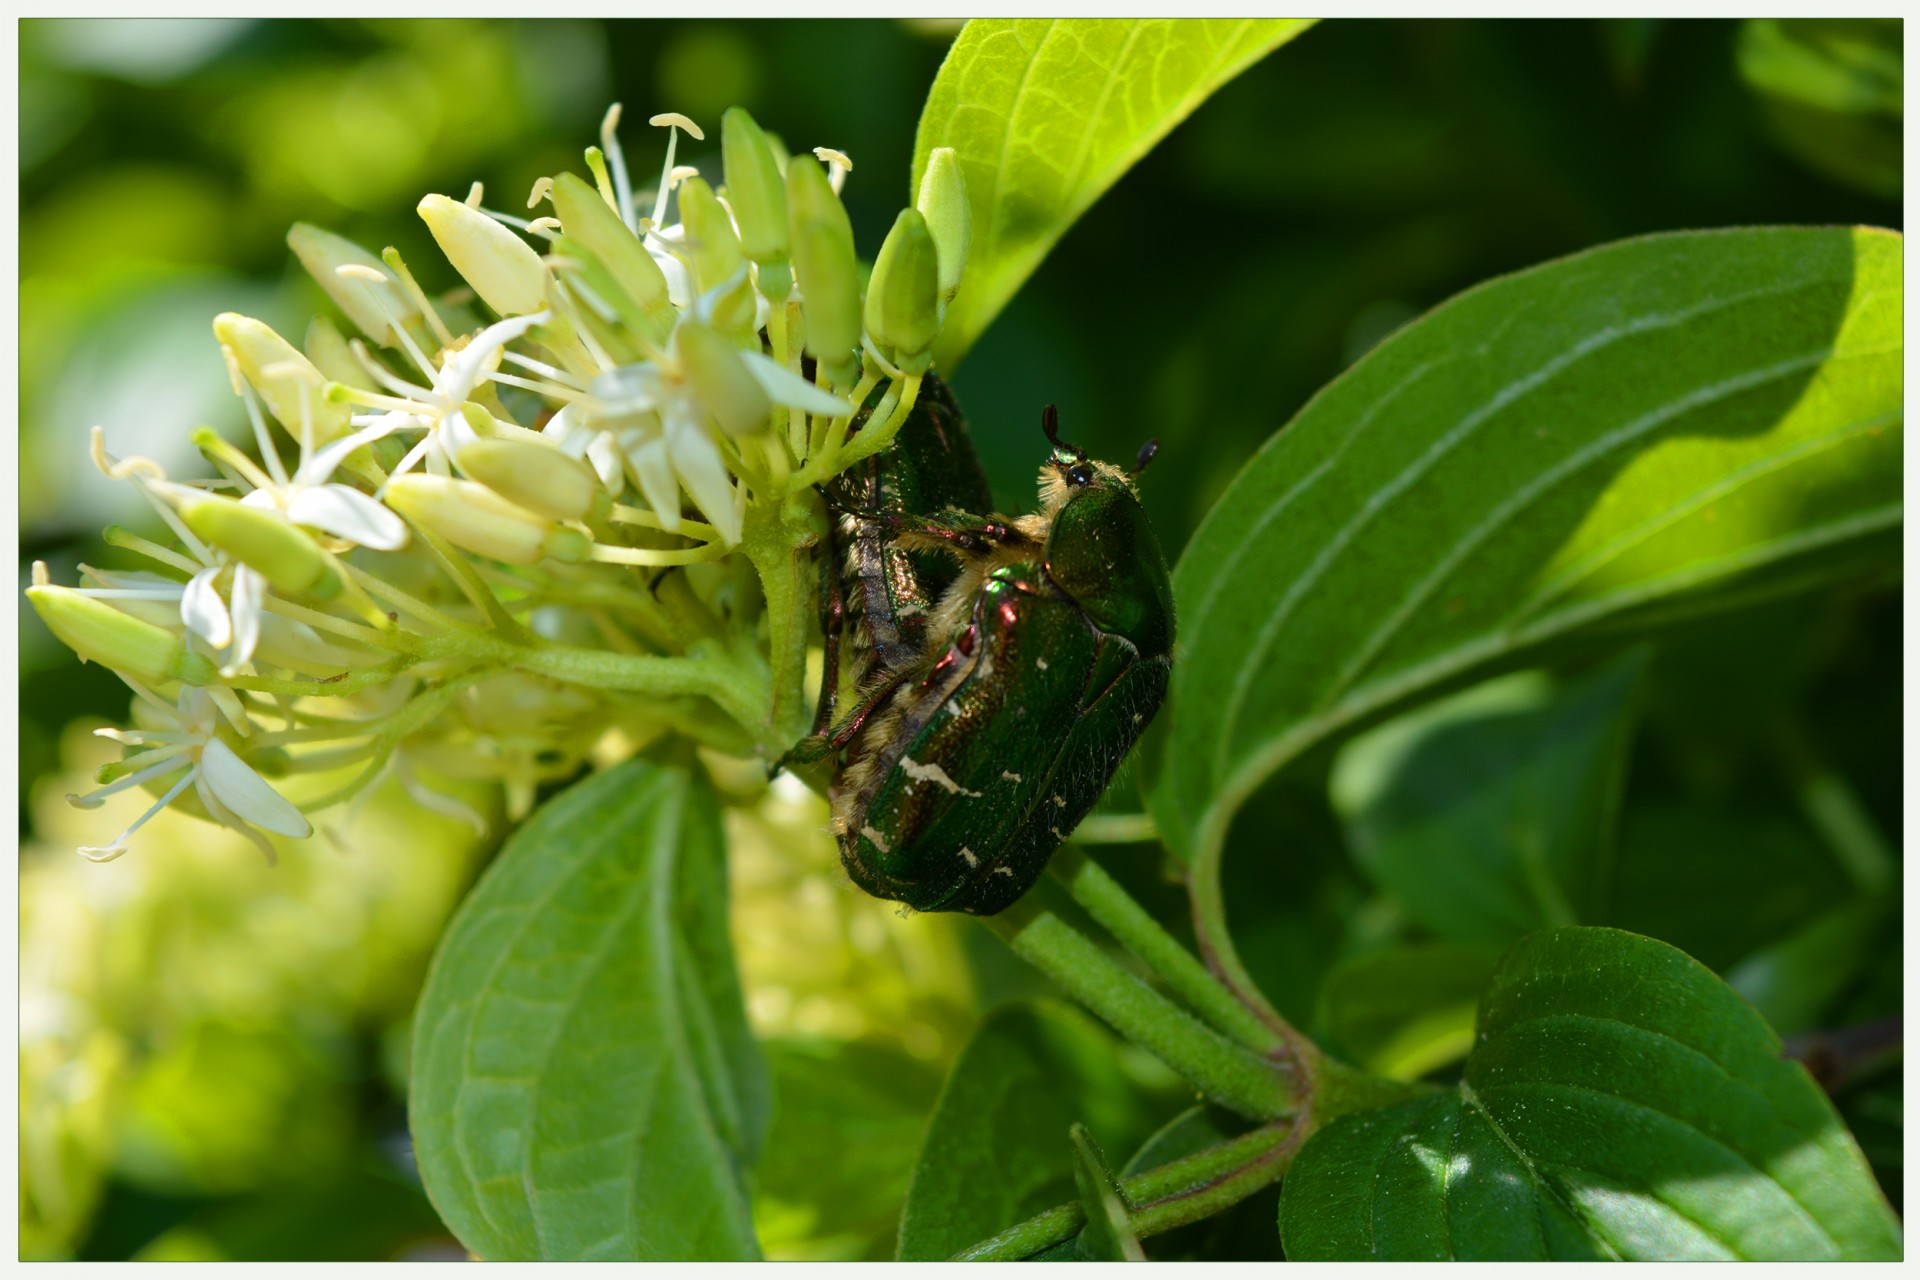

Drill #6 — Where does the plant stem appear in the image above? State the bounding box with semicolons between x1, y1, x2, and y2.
950;1121;1299;1261
738;495;820;751
1048;847;1284;1057
984;892;1295;1123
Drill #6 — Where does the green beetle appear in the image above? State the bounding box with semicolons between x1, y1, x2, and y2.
797;405;1174;915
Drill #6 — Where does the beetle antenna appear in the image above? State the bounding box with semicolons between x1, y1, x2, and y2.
1041;404;1086;458
1132;438;1160;475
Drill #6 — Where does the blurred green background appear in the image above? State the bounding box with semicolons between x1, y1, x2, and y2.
19;17;1901;1260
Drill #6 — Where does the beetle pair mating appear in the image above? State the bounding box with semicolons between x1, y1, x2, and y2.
780;376;1175;915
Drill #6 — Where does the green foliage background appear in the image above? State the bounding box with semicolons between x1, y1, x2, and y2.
18;17;1901;1260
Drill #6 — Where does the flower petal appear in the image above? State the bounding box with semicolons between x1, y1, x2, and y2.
227;566;263;671
585;431;626;491
200;738;312;838
739;349;854;417
301;418;410;486
666;414;740;544
181;568;232;649
437;311;549;405
624;434;681;533
288;484;410;550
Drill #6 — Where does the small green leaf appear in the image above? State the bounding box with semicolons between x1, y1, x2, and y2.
410;758;767;1261
896;1000;1167;1261
1329;652;1646;946
1281;928;1903;1260
1069;1124;1145;1261
1314;944;1500;1081
911;18;1315;369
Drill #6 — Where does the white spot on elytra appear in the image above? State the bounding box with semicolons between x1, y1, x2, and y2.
1052;794;1066;808
993;865;1015;877
1001;770;1022;783
1036;657;1049;670
959;846;979;867
861;825;892;854
1132;713;1143;724
901;756;981;797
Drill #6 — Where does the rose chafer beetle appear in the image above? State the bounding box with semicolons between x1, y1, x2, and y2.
790;400;1174;916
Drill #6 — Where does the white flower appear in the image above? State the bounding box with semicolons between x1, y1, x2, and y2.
66;683;310;864
562;320;851;544
335;310;554;484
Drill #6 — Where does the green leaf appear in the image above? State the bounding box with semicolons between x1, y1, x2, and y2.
1727;899;1891;1037
1151;226;1902;993
896;1000;1167;1261
1069;1124;1146;1261
410;758;767;1261
752;1037;945;1261
1314;944;1500;1081
1280;927;1903;1260
912;17;1315;369
1737;19;1902;199
1329;653;1646;946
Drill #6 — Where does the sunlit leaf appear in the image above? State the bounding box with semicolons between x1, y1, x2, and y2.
1150;226;1901;998
912;17;1315;369
410;758;767;1261
1281;928;1902;1260
1314;944;1499;1081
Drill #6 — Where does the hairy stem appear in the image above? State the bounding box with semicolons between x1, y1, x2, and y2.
1048;847;1284;1057
951;1121;1300;1261
985;890;1296;1123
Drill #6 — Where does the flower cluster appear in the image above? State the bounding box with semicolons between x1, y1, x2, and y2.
29;103;972;863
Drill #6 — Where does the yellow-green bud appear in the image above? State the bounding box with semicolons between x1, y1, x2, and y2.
706;268;760;341
865;209;941;374
550;172;675;334
457;437;604;522
175;493;342;600
676;177;746;296
287;223;418;345
418;193;551;318
916;147;971;305
215;313;355;442
304;316;365;388
786;156;861;382
28;579;218;686
385;474;590;566
675;320;771;435
721;107;788;270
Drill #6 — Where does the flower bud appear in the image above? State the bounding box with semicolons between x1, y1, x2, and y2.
721;108;788;271
28;576;218;687
287;223;418;344
418;193;551;317
175;492;342;601
676;177;746;297
786;156;860;382
864;209;941;374
916;147;971;305
704;268;760;340
457;437;604;522
550;172;675;335
675;320;771;436
303;316;365;388
385;474;590;566
215;313;355;442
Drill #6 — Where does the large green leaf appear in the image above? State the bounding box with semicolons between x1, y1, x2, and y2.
895;1000;1167;1260
1281;928;1902;1260
410;758;768;1261
1329;653;1646;946
912;18;1314;369
1149;227;1901;994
